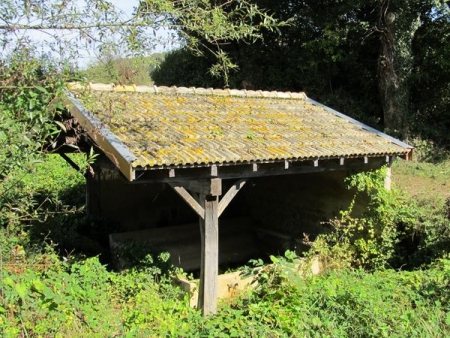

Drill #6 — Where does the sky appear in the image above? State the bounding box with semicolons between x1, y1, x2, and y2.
75;0;177;67
3;0;177;68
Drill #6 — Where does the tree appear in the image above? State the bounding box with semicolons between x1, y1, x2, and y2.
371;0;449;135
0;0;281;256
1;1;279;79
0;0;281;175
410;6;450;145
153;0;450;141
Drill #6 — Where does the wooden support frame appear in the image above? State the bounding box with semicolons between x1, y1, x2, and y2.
169;184;205;219
218;179;247;217
197;193;219;315
384;156;394;190
168;177;247;316
133;156;394;184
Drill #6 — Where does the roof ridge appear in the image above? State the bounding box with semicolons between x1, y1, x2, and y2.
66;82;308;100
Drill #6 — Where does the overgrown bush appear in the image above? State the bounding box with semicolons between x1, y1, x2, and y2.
1;51;66;264
1;249;449;336
309;168;450;270
237;252;450;337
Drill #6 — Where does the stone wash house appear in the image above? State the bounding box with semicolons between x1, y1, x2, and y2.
59;83;412;314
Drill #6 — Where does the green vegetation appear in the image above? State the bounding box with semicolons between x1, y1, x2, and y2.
1;247;449;336
1;0;450;336
1;151;449;336
80;54;166;85
310;165;450;271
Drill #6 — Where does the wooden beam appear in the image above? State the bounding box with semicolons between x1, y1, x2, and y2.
211;164;218;177
133;157;390;183
177;178;222;196
63;95;136;181
168;183;205;219
384;156;394;190
198;194;219;316
59;153;81;172
218;179;247;217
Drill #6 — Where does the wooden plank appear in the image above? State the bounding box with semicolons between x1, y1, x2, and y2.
180;178;222;196
218;179;247;217
133;157;390;183
384;156;394;190
198;194;219;315
197;193;206;311
168;184;204;219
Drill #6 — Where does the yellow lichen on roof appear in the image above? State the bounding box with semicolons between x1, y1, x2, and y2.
69;84;409;168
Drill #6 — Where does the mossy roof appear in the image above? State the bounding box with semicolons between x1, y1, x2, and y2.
65;83;412;176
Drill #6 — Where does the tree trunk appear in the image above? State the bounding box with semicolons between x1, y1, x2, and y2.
377;0;421;136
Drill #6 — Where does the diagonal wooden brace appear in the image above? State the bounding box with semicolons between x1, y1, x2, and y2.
169;183;205;219
218;179;247;217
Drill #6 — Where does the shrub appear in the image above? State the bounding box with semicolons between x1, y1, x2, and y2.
308;167;450;271
234;253;450;337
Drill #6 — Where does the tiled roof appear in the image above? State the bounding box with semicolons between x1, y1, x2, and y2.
66;83;412;172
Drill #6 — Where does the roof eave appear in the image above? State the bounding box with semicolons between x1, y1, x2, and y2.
63;91;137;181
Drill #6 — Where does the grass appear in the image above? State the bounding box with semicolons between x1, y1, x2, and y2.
392;158;450;200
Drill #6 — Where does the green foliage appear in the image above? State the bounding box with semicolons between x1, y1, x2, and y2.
152;48;228;88
81;54;165;85
0;51;74;264
0;53;63;179
309;167;450;270
410;6;450;146
2;249;449;336
408;138;450;163
237;254;450;337
309;169;406;270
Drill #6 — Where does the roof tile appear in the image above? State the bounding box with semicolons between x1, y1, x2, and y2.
68;84;411;169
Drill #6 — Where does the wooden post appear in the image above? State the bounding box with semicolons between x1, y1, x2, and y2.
169;177;247;315
197;193;219;315
384;156;393;190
